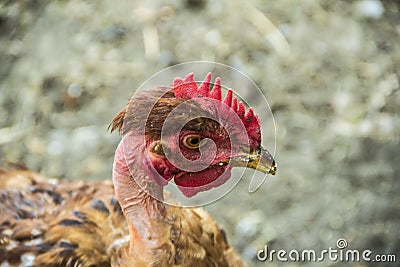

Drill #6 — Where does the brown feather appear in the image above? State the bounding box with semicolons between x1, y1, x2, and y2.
0;168;245;267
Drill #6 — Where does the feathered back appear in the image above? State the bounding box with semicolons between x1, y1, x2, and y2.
0;167;245;267
0;166;126;267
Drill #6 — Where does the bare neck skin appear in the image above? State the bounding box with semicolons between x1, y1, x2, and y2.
112;133;170;260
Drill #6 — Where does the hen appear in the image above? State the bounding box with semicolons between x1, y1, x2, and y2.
0;73;276;267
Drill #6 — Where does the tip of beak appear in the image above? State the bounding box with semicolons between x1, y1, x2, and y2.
269;161;277;175
256;146;277;175
236;146;277;175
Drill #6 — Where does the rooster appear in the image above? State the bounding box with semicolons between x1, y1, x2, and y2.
0;73;276;267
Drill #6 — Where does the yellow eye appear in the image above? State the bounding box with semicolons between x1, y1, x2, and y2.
183;135;202;149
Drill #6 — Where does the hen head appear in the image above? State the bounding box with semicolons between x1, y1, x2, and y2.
111;73;276;197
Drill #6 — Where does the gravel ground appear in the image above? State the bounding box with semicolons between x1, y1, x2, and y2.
1;0;399;266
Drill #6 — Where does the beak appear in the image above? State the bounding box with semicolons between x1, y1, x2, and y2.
246;146;277;175
229;146;277;175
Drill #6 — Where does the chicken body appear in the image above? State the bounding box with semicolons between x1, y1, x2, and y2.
0;166;244;267
1;73;276;266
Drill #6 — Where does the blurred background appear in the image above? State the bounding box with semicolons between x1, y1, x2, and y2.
0;0;399;266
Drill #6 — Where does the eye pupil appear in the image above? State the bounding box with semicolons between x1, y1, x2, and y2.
190;138;199;145
184;136;202;149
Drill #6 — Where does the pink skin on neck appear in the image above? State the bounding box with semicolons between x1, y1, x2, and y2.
113;135;168;255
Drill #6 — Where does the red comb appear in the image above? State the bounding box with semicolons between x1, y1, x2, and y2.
173;73;262;146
